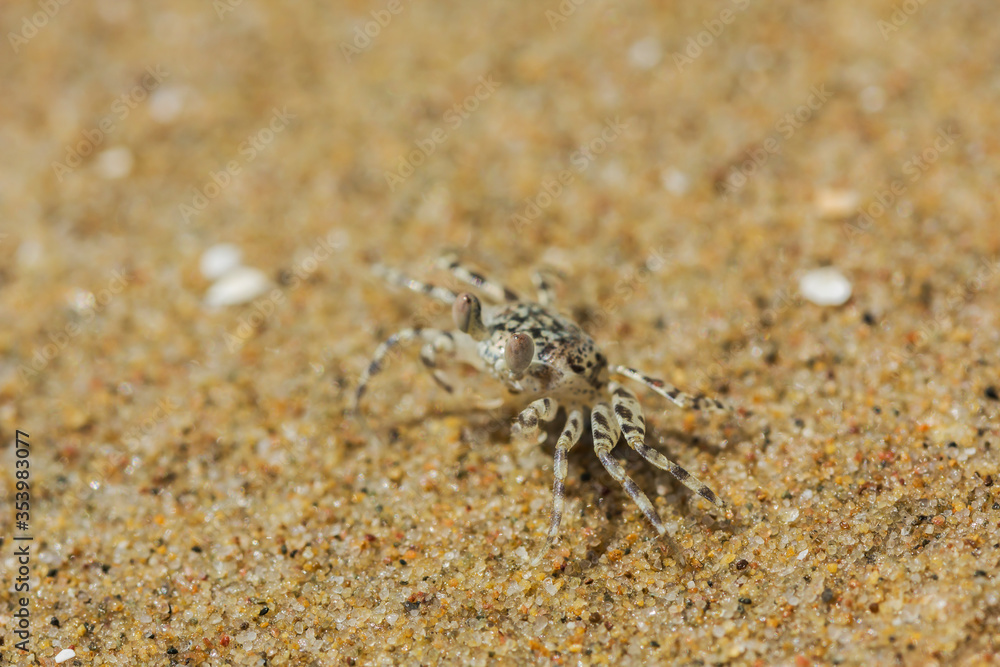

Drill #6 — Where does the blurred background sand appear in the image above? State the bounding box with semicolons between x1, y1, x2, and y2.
2;1;1000;664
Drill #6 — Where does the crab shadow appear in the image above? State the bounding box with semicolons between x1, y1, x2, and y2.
368;403;743;571
533;415;743;571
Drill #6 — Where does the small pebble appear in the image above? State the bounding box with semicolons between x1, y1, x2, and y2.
661;168;691;195
628;37;662;70
16;239;44;268
96;146;134;180
204;266;271;307
799;268;852;306
149;85;185;123
815;188;860;219
200;243;244;280
859;85;886;113
55;648;76;664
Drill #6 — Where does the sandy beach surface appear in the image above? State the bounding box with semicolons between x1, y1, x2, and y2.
2;1;1000;664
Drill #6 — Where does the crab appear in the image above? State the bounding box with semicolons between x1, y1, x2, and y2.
354;255;733;565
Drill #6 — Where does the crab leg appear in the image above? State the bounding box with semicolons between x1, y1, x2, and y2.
436;253;520;303
610;383;724;508
530;408;585;565
531;267;562;306
512;397;558;444
373;263;457;304
420;333;458;393
591;403;687;564
611;365;730;417
354;328;455;437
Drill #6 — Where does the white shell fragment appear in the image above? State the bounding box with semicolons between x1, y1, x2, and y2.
96;146;134;180
200;243;243;280
799;268;853;306
149;85;185;123
55;648;77;663
628;37;662;70
204;266;271;307
815;188;859;219
661;168;690;195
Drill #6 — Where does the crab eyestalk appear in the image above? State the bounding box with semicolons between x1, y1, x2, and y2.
452;292;487;340
504;332;535;379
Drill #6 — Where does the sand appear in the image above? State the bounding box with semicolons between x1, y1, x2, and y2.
2;1;999;664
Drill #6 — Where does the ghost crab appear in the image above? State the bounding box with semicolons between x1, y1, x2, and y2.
354;255;734;565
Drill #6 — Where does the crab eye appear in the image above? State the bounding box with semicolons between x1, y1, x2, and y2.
452;293;481;333
505;332;535;375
